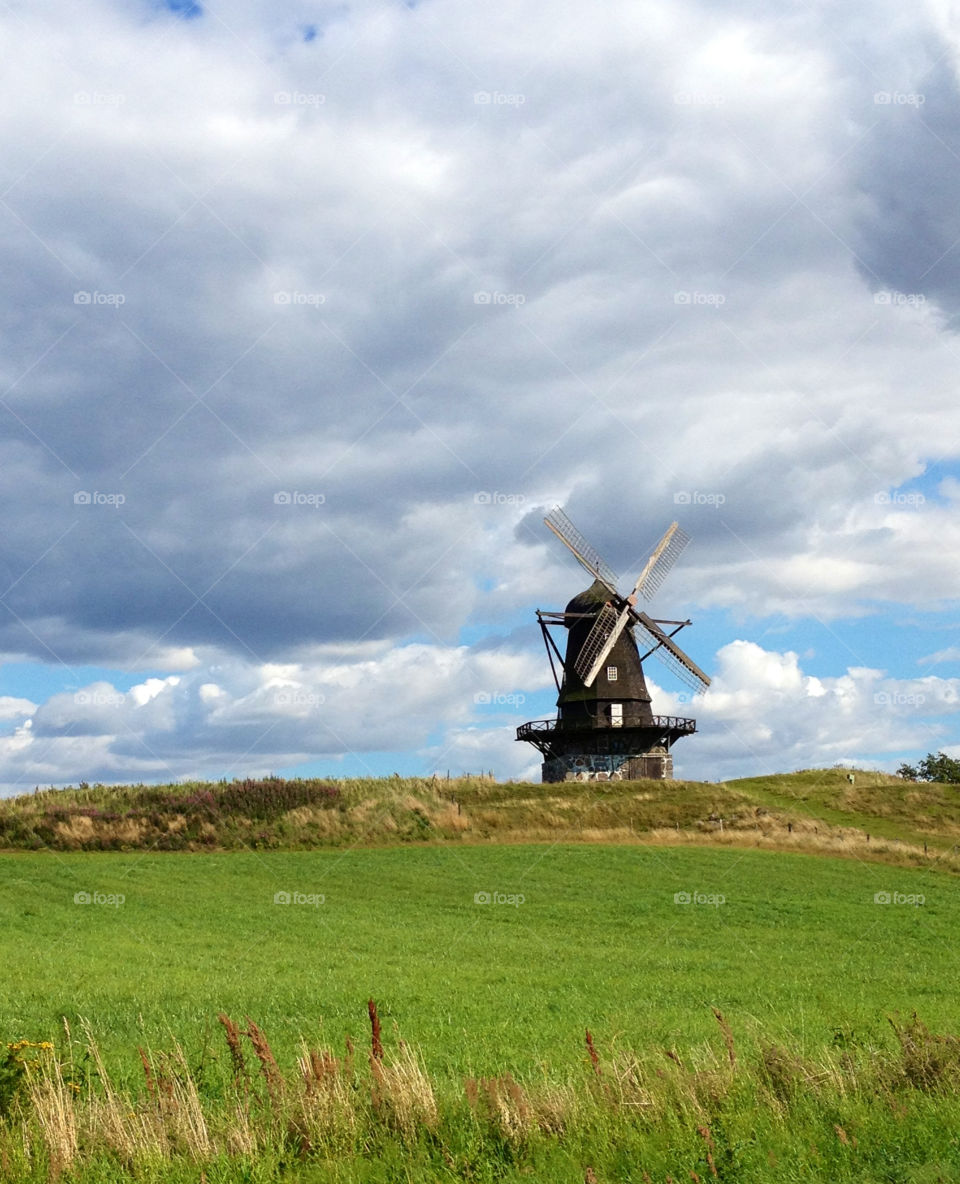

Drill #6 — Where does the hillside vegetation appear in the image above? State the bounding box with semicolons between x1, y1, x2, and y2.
1;766;958;869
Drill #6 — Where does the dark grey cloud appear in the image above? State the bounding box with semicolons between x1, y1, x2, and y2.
853;58;960;317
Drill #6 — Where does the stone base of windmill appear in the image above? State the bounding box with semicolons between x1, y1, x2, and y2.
542;747;673;783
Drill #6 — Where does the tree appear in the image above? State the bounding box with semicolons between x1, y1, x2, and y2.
897;751;960;783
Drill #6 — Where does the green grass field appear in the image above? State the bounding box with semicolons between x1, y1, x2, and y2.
5;775;960;1181
2;842;954;1083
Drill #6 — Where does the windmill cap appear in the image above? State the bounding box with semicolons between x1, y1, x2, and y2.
563;579;612;624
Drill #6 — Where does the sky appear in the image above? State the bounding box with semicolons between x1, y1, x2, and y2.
0;0;959;795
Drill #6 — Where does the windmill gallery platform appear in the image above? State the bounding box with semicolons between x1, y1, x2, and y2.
516;508;710;783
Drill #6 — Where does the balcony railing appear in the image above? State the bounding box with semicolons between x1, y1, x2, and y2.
517;715;696;739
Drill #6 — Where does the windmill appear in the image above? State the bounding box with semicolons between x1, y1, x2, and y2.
516;506;710;781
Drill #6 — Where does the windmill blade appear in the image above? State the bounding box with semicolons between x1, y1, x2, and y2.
574;602;632;687
631;522;690;602
634;611;711;694
544;506;618;594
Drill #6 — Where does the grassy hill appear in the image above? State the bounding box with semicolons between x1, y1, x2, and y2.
1;766;958;870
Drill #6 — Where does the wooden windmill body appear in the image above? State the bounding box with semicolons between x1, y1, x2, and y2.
516;508;710;782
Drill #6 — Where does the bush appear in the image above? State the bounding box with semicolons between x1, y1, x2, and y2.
897;752;960;784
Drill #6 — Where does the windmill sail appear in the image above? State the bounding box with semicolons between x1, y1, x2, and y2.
574;602;631;685
544;506;618;594
633;611;711;693
634;522;689;601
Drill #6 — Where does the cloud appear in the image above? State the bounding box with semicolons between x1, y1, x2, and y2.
0;642;548;795
918;646;960;666
0;0;958;784
0;697;37;722
654;641;960;780
3;636;956;795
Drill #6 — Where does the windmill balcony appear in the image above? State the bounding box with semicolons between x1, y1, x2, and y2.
516;715;697;741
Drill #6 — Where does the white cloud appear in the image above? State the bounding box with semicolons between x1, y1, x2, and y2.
653;641;960;780
918;646;960;666
2;635;955;794
0;640;549;794
0;696;37;721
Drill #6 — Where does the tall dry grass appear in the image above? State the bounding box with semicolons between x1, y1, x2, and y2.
9;1005;960;1178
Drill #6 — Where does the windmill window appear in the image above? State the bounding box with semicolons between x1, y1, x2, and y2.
606;666;618;681
610;703;623;727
